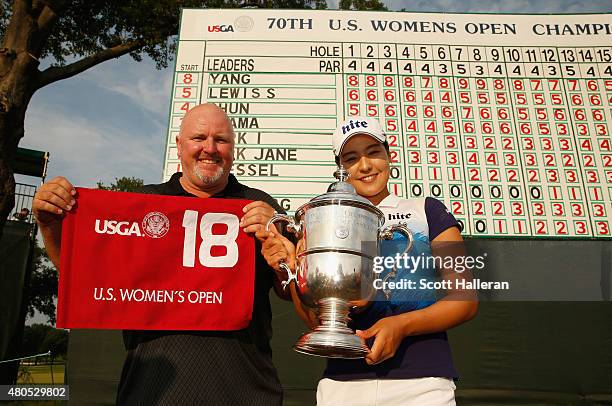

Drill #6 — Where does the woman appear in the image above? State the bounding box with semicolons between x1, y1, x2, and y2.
259;116;478;406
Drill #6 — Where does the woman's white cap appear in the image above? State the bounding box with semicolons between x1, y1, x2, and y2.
332;116;386;157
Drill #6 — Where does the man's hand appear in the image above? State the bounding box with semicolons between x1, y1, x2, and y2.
356;315;406;365
256;229;296;272
32;176;76;269
240;201;277;234
32;177;76;227
256;226;296;301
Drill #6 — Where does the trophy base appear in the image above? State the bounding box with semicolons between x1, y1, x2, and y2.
294;330;369;358
293;298;369;358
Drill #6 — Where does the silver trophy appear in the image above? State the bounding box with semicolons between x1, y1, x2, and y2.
267;168;413;358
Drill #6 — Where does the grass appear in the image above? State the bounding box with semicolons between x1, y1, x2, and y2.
17;364;65;385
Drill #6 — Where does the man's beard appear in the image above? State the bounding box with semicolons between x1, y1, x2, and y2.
193;164;226;185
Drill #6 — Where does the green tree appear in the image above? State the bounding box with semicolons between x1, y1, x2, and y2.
97;176;144;192
339;0;387;10
26;240;58;324
0;0;328;239
20;323;49;363
21;324;68;360
40;326;68;358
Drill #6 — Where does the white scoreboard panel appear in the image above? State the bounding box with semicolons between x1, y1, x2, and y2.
164;9;612;239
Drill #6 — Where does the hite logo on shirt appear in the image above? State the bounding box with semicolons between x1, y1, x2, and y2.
94;212;170;238
388;212;413;221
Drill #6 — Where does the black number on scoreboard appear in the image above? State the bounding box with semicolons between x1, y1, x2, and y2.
490;185;501;198
475;220;487;233
411;184;423;197
471;185;482;198
509;186;521;199
457;219;465;231
431;184;442;197
530;186;542;200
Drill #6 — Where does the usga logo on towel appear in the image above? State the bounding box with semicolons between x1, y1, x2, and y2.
94;212;170;238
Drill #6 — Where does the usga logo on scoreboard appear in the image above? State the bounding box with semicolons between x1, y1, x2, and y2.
208;24;234;32
95;212;170;238
208;16;254;33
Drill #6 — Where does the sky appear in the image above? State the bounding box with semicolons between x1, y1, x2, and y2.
15;0;612;190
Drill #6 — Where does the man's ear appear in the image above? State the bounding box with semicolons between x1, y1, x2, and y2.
175;135;181;158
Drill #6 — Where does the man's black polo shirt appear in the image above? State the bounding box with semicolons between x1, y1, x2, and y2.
116;173;284;405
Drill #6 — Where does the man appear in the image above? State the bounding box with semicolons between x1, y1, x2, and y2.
33;103;288;405
260;116;478;405
12;207;30;221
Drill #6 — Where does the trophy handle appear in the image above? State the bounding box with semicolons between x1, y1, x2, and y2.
266;214;301;290
379;222;414;257
279;262;298;290
266;213;302;235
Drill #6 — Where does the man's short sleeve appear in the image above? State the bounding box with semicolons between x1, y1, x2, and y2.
425;197;461;241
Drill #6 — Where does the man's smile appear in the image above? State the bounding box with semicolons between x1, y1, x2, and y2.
197;157;221;165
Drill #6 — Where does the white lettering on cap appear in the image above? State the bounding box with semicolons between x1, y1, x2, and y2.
342;119;369;134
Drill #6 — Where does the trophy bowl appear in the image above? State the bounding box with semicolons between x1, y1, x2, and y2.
267;168;413;358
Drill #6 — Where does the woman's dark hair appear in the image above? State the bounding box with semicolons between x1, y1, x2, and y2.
334;140;390;166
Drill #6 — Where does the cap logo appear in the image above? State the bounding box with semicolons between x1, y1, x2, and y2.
342;119;368;134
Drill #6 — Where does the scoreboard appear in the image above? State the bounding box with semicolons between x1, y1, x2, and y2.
164;9;612;239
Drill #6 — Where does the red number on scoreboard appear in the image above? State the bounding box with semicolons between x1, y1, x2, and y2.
452;202;464;215
571;204;584;216
512;202;524;215
555;221;568;235
532;203;545;216
181;87;193;98
507;170;519;182
575;221;587;234
488;169;500;181
493;202;504;215
469;168;481;181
